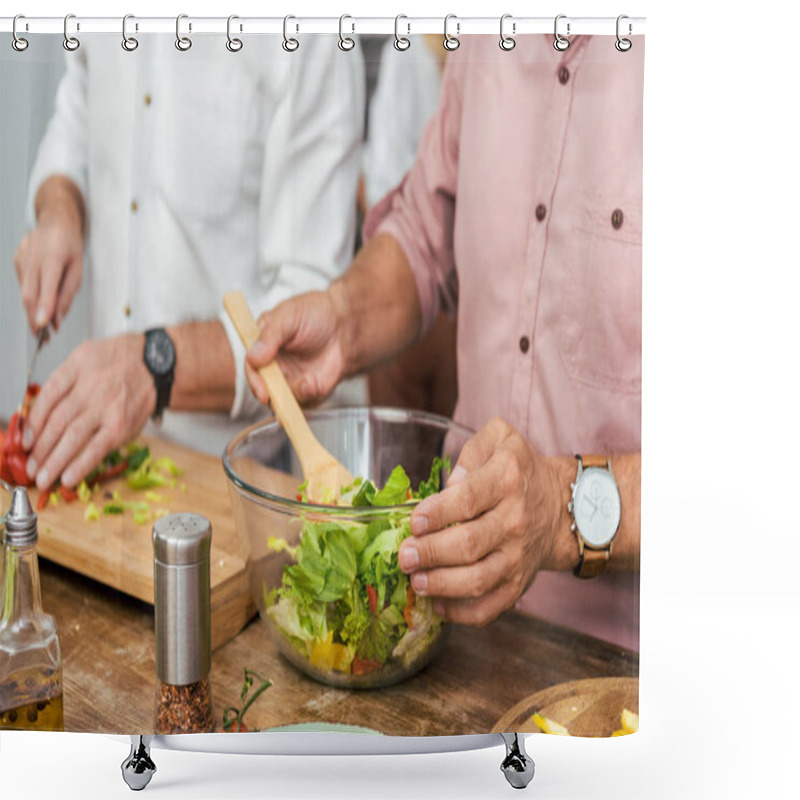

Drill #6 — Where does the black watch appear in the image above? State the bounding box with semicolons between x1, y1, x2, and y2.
143;328;176;421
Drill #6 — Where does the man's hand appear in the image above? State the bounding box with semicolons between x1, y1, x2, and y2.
14;175;85;334
399;417;571;627
245;288;349;407
245;233;422;409
23;334;156;490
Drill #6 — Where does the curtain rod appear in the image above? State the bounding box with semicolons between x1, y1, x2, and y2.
0;16;646;37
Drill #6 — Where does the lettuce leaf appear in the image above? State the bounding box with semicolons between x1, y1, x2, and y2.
351;479;377;507
357;605;405;663
284;522;357;604
370;465;411;506
416;455;451;499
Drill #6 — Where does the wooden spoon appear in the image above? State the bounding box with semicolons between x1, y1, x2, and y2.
223;291;355;503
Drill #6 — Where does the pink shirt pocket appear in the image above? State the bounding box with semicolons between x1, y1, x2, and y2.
557;191;642;395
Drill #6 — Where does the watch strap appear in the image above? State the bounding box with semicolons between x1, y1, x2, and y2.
573;542;613;579
152;371;174;421
579;454;608;469
144;328;175;421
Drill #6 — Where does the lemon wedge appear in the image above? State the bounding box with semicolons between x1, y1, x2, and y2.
611;708;639;736
531;712;571;736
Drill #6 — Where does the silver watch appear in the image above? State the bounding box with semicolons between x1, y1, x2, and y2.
567;455;621;579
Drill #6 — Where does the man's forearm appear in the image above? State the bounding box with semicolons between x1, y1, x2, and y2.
34;174;86;234
331;232;423;377
165;320;236;413
547;452;641;573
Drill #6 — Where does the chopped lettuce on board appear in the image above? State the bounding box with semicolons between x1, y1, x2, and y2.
265;457;450;678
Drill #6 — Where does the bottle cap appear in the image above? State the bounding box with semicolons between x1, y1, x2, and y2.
152;513;212;565
5;487;37;546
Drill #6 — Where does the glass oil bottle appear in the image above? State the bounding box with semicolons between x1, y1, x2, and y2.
0;487;63;731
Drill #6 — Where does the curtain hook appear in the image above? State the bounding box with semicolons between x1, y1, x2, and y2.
176;13;192;51
394;14;410;51
443;14;460;51
63;14;80;51
121;14;138;51
338;14;355;51
283;15;299;52
12;14;29;52
499;13;516;51
554;14;571;51
615;15;632;52
226;15;243;52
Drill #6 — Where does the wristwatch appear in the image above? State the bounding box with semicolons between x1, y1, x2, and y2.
567;454;621;579
143;328;176;421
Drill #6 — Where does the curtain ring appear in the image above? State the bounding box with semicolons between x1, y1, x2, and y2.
226;15;243;52
338;14;355;51
394;14;410;51
283;15;299;52
615;14;632;52
554;14;571;51
499;13;516;51
176;14;192;51
12;14;29;52
443;14;460;51
63;14;80;51
121;14;138;51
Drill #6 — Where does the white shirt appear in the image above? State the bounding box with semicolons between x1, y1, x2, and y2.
362;38;442;209
27;35;364;456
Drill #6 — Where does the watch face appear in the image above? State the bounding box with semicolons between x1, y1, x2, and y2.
573;468;621;548
144;330;175;378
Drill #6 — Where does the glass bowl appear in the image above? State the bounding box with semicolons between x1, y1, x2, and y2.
223;407;474;688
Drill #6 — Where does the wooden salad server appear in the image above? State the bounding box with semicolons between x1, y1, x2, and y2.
223;291;354;503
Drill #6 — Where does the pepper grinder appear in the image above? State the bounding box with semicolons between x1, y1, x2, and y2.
153;513;214;734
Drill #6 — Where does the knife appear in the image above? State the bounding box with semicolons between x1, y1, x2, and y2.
27;326;50;385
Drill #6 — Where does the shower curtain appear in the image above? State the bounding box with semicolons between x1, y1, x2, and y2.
1;20;643;741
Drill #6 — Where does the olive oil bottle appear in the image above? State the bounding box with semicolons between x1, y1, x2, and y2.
0;487;63;731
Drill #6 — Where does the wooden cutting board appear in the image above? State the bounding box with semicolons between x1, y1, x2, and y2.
492;677;638;738
33;435;256;651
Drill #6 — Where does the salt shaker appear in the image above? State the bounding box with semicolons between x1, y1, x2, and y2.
153;513;214;734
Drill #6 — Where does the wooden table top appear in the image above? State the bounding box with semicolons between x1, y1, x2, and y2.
43;559;638;736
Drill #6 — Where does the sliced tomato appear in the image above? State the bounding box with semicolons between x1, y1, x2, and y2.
351;656;382;677
90;460;128;486
0;385;41;488
59;485;79;502
36;490;49;512
20;383;40;418
366;584;378;615
5;452;31;487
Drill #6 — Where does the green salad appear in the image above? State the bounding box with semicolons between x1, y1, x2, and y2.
264;457;449;679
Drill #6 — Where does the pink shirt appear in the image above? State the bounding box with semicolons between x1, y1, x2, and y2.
365;35;643;651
